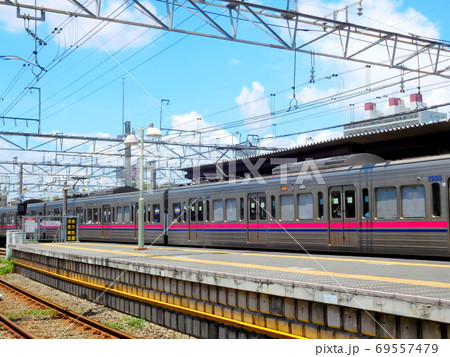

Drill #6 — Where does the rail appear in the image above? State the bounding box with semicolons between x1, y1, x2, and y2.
0;311;38;338
0;278;136;339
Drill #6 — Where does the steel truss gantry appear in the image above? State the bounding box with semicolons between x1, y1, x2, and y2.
0;129;276;198
1;0;449;78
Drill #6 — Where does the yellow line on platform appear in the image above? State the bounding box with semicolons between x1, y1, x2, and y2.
47;243;450;290
62;242;450;269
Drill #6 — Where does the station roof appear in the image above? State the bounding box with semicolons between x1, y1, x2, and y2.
183;120;450;181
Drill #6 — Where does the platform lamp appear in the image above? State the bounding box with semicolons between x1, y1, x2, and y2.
123;124;162;250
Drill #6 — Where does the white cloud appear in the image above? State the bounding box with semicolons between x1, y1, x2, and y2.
295;85;341;105
294;130;343;147
0;6;24;33
170;111;234;146
276;0;450;125
235;82;272;135
260;135;294;149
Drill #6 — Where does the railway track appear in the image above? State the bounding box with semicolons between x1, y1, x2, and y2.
0;278;136;339
0;311;38;338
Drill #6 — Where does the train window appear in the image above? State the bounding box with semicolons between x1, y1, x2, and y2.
298;193;313;220
240;198;244;220
432;183;441;217
226;199;237;222
198;201;204;222
153;204;160;223
87;209;93;223
271;195;276;219
213;200;224;222
190;204;196;221
318;192;324;219
183;202;187;222
76;207;83;222
93;208;100;223
330;191;342;218
131;206;134;223
103;207;111;223
375;187;397;219
112;207;115;223
124;206;131;223
259;196;266;220
117;207;123;223
362;189;370;218
249;200;257;220
205;201;209;221
401;185;425;218
147;205;152;222
344;190;355;218
280;195;294;221
173;203;181;223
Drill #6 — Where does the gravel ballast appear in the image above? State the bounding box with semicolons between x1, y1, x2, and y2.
1;272;193;339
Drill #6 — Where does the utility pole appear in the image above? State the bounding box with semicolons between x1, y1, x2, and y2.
122;78;125;136
124;121;132;187
18;163;23;203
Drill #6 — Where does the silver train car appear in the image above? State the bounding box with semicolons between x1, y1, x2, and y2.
1;153;449;258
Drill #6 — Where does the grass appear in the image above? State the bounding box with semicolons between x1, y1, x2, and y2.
124;316;146;329
0;258;14;275
105;317;146;331
6;309;56;320
104;321;126;330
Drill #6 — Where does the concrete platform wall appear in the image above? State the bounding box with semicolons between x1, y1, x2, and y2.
12;249;449;339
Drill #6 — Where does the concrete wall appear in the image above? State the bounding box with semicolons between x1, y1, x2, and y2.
12;249;448;339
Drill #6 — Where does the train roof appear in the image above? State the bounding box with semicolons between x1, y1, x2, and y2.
88;186;139;197
271;153;385;175
182;120;450;182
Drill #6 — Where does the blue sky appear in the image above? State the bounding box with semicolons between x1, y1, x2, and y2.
1;0;450;194
1;0;449;142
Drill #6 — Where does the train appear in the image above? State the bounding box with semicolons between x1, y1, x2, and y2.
1;152;449;258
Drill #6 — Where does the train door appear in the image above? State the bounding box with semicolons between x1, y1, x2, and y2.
189;198;204;243
329;186;358;247
102;205;112;238
247;193;268;244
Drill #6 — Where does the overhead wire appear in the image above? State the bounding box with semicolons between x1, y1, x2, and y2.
13;0;194;126
0;0;131;126
0;0;450;149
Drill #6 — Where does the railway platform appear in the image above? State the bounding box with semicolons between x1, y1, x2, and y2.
8;242;450;339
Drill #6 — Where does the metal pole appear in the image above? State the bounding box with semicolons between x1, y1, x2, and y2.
124;121;131;186
122;78;125;136
62;181;67;216
137;129;145;250
18;163;23;203
62;181;68;242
